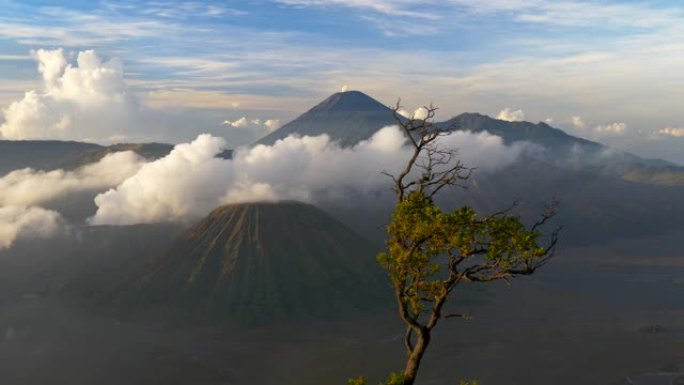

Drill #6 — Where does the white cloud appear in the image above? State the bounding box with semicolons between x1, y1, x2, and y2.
656;127;684;137
276;0;439;20
223;182;278;203
275;0;682;37
34;48;67;88
496;107;525;122
223;117;249;128
0;151;145;207
223;116;282;133
0;206;63;250
90;134;233;225
90;127;529;225
264;119;281;132
0;48;138;141
412;107;429;120
452;1;681;29
595;122;626;135
137;2;247;19
572;116;585;129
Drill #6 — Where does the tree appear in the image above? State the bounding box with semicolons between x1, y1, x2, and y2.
352;102;560;385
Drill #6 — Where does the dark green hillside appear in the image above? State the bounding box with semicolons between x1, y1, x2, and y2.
0;140;175;175
58;142;174;169
0;140;100;175
117;201;389;324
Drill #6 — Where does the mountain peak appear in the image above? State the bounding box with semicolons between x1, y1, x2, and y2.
312;90;389;113
255;91;396;147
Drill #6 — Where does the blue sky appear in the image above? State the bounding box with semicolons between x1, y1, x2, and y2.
1;0;684;163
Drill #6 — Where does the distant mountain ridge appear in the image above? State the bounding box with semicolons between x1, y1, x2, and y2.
437;113;598;149
257;90;683;186
0;140;100;175
1;90;682;186
0;140;173;175
437;112;679;180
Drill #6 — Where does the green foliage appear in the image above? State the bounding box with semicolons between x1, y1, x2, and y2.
377;190;550;316
383;372;407;385
348;372;406;385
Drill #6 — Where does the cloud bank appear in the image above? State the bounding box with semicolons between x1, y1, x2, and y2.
0;151;145;249
0;49;138;142
90;126;529;225
90;135;234;225
0;151;145;206
0;206;63;250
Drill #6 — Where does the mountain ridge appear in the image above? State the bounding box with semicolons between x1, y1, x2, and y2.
257;91;683;185
1;90;682;185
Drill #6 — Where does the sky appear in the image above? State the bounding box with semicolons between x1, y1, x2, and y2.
0;0;683;164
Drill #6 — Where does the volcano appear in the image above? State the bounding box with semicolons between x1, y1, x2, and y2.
116;201;389;323
256;90;397;147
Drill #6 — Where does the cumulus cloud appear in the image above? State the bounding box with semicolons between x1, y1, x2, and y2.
572;116;585;129
0;48;137;141
595;122;626;135
222;116;281;132
90;135;233;225
264;119;281;132
412;107;429;120
0;206;63;250
223;117;249;128
656;127;684;137
0;151;145;206
496;107;525;122
394;107;429;120
90;127;529;225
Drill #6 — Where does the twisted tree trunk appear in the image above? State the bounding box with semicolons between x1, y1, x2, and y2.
403;328;431;385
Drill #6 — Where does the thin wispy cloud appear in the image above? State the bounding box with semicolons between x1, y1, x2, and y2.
275;0;684;33
275;0;441;20
0;10;179;47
